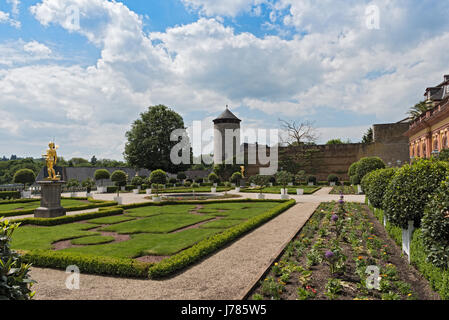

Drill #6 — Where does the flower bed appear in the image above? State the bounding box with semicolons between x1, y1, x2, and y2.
249;200;438;300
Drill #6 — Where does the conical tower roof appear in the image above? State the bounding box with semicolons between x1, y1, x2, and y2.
213;106;241;123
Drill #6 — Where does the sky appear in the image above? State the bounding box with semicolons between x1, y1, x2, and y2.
1;0;449;160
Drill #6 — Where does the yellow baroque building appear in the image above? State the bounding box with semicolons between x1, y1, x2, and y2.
406;75;449;159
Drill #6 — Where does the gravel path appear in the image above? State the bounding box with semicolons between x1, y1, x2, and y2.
30;201;320;300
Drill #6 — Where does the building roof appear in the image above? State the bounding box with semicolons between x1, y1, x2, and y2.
213;106;241;123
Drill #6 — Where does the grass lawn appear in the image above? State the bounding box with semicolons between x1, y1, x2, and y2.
0;199;93;212
240;186;321;195
11;201;287;260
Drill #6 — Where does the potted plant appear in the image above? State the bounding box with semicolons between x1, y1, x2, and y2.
276;171;293;199
13;169;35;199
253;174;270;199
150;169;167;202
94;169;110;194
82;178;95;198
307;175;317;186
327;174;339;187
111;170;127;205
208;172;220;192
230;172;243;192
131;175;144;193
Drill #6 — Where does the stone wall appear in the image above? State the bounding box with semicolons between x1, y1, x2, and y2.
246;122;410;181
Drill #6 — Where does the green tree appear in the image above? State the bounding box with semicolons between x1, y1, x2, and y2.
177;172;187;181
276;171;293;189
124;105;191;173
213;162;241;181
230;172;242;185
208;172;220;184
362;128;374;144
111;170;127;197
149;169;168;196
90;156;97;166
326;139;345;145
408;101;433;121
13;169;36;190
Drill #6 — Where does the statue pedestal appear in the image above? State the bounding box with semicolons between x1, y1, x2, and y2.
34;181;66;218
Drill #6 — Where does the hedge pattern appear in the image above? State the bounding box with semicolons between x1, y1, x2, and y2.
361;168;396;210
0;191;20;200
148;199;296;278
421;177;449;269
13;208;124;226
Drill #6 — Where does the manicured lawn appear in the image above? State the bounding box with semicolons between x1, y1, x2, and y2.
0;199;93;212
240;186;321;195
99;214;213;234
11;223;99;251
11;201;287;261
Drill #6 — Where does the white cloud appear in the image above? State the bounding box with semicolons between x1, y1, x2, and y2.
2;0;449;160
181;0;264;17
23;41;52;56
7;0;20;16
0;10;20;28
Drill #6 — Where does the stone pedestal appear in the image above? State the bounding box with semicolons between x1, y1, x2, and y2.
34;181;66;218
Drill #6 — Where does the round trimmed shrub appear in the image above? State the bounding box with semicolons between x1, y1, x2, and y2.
150;169;168;185
353;157;385;184
94;169;110;184
327;174;339;184
383;159;449;229
276;171;293;187
13;169;36;188
361;168;396;210
111;170;127;189
307;175;317;185
422;177;449;269
208;173;220;184
131;176;144;187
177;172;186;180
230;172;242;185
169;178;177;184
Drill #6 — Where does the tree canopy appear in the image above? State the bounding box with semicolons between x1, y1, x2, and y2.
124;105;191;173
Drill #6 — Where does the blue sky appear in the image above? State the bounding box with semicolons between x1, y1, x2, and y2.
1;0;449;160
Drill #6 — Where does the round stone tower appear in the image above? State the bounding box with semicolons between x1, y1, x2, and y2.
213;106;241;165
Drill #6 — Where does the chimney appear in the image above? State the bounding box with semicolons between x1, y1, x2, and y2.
444;75;449;82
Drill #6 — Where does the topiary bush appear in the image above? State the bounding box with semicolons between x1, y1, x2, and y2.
361;168;396;210
131;176;144;187
421;177;449;269
111;170;127;196
230;172;242;185
353;157;385;185
327;174;339;184
276;171;293;188
94;169;110;186
1;219;35;300
307;175;317;185
150;170;168;196
383;159;449;229
13;169;36;190
208;172;220;184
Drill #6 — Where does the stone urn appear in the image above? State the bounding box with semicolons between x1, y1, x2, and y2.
297;189;304;195
146;189;152;195
211;187;217;193
235;187;241;192
114;196;123;205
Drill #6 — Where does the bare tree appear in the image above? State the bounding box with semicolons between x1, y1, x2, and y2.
279;119;319;147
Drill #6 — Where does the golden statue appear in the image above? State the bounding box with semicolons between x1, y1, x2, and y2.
240;166;245;178
42;142;60;181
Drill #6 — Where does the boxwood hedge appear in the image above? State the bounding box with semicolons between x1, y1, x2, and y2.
421;177;449;269
0;191;20;200
383;159;449;229
361;168;396;210
148;199;296;278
